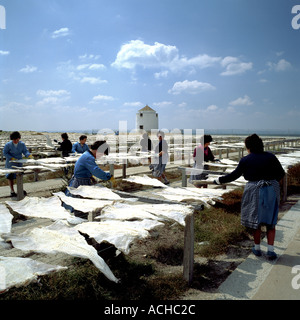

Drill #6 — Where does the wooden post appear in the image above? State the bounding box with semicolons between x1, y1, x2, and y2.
16;173;24;201
109;163;114;176
88;211;97;222
282;173;287;203
182;168;187;187
33;169;39;182
183;213;194;285
188;152;191;166
122;163;126;178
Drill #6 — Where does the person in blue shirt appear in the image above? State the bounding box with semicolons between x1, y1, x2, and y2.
72;135;89;154
68;140;112;189
3;131;32;197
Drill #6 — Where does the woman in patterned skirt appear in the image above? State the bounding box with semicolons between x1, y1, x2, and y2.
214;134;285;260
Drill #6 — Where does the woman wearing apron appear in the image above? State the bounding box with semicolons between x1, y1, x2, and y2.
215;134;285;260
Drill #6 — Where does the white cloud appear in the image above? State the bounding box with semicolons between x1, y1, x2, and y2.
178;54;222;70
36;89;70;107
123;101;143;108
267;59;291;72
178;102;187;108
51;27;70;39
168;80;216;95
90;95;115;103
112;40;252;77
52;105;89;113
89;63;106;70
80;77;107;85
19;65;38;73
206;104;218;111
77;63;105;71
0;101;32;113
79;54;100;61
229;95;253;107
220;56;253;76
154;70;169;79
76;64;90;70
37;89;70;97
112;40;221;72
112;40;178;69
153;101;173;108
37;97;61;105
57;60;107;85
0;50;9;55
259;78;268;83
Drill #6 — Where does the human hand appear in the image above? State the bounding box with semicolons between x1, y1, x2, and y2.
110;175;117;188
213;177;221;185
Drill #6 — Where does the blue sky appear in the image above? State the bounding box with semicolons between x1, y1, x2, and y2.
0;0;300;132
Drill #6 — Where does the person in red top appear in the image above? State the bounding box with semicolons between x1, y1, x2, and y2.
190;134;216;187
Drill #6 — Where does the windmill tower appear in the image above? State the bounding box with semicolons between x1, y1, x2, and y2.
136;105;158;132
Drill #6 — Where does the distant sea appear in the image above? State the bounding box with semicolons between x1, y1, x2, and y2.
203;129;300;137
43;128;300;137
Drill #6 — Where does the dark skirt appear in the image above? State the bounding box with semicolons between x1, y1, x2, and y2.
241;180;280;229
68;176;92;188
64;176;92;218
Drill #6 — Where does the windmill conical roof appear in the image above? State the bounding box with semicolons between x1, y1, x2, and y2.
138;105;156;112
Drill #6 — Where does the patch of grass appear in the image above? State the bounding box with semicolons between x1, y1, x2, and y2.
0;253;188;300
194;206;249;258
214;188;244;214
151;245;183;266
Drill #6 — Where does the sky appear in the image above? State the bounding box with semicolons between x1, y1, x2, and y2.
0;0;300;133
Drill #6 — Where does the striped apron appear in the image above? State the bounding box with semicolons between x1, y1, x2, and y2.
241;180;280;229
